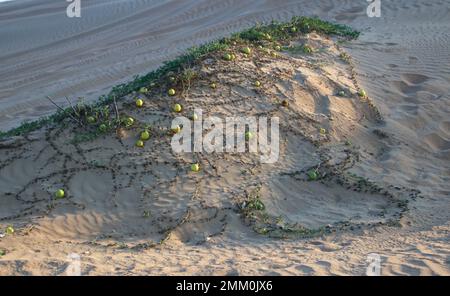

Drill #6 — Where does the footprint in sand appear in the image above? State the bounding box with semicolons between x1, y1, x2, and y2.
400;73;429;85
423;132;450;154
391;72;430;97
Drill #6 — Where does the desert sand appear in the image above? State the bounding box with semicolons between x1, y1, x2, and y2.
0;0;449;276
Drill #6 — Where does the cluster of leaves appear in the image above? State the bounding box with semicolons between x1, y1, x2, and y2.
237;16;359;42
339;52;351;63
241;186;265;212
240;186;328;238
307;168;321;181
294;17;359;38
284;44;314;54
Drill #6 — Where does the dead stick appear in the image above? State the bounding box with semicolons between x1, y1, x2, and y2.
113;96;120;123
46;96;82;125
65;96;79;118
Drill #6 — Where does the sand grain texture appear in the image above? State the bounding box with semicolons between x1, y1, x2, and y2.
0;0;449;275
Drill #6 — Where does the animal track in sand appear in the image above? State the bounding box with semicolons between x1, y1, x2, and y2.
400;73;429;85
391;80;423;95
423;132;450;152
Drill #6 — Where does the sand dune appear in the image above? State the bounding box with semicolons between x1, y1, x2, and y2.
0;0;449;275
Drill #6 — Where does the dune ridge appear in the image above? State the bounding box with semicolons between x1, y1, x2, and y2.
0;0;449;275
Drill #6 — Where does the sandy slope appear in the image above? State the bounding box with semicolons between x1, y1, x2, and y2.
0;0;449;275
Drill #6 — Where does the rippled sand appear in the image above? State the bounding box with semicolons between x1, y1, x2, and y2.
0;0;449;275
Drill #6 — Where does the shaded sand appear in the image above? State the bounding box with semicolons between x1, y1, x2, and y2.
1;1;450;275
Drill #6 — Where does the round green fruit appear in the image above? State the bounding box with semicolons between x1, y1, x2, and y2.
191;163;200;172
5;226;14;235
254;80;261;87
125;117;134;127
210;83;216;89
55;189;65;199
136;140;144;148
171;125;181;134
223;53;232;61
99;123;108;132
168;88;176;96
87;116;96;124
139;87;148;94
242;47;251;55
173;103;182;113
358;89;367;98
245;131;253;140
136;99;144;108
140;130;150;141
